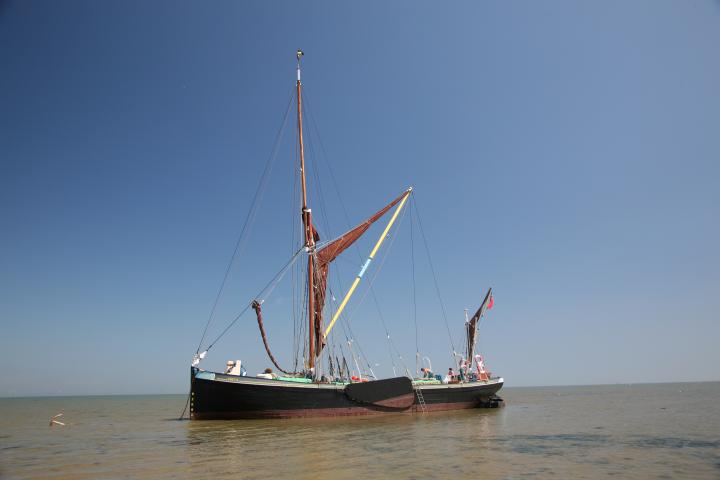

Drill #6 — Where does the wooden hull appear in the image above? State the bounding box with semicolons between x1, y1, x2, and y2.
190;369;503;419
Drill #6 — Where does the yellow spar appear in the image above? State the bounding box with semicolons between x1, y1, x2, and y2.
323;187;412;339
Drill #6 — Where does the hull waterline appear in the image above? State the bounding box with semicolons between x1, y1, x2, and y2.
190;370;504;420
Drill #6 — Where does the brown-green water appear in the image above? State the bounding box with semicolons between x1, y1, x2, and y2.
1;383;719;479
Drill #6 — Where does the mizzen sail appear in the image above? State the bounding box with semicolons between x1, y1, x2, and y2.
466;287;493;362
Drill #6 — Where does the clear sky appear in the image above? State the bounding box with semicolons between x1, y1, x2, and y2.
1;1;719;396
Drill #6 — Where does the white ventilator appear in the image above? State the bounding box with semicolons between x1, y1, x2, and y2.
226;360;242;375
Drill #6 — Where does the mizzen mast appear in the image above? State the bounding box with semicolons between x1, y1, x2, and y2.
296;49;318;369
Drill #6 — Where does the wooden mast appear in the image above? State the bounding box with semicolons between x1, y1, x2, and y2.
296;50;317;369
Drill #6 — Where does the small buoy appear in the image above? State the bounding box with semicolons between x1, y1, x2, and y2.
49;413;65;427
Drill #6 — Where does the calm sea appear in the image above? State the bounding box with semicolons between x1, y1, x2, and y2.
1;382;719;479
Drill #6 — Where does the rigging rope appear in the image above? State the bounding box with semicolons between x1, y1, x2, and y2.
336;290;375;378
344;198;410;326
341;198;412;376
303;94;376;375
304;92;409;376
410;200;419;375
195;89;295;354
290;116;302;371
205;246;305;351
325;287;358;381
411;196;457;357
303;92;335;239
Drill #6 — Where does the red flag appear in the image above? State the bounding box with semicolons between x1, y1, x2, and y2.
487;293;494;310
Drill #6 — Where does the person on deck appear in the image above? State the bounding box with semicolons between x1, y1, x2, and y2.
257;368;277;379
420;367;434;379
458;359;468;382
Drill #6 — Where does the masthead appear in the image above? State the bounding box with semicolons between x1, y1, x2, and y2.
296;49;304;83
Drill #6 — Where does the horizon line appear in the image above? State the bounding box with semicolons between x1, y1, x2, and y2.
2;378;719;399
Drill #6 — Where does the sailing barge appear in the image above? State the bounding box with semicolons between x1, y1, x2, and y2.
188;51;503;419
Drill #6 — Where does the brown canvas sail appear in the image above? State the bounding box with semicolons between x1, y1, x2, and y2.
310;190;411;358
466;287;493;362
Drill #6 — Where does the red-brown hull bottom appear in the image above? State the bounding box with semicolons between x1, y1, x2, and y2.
192;401;492;419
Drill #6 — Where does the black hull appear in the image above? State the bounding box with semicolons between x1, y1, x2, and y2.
190;370;503;419
411;381;504;412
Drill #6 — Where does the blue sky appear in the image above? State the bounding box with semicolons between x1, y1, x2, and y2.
1;1;719;396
